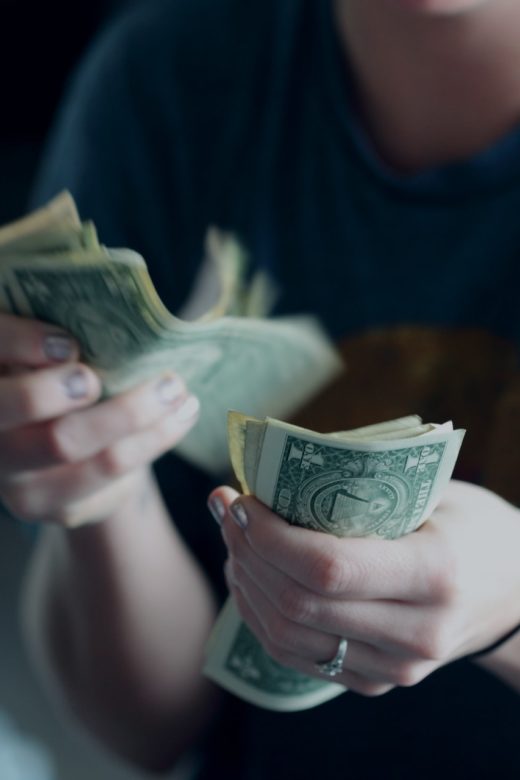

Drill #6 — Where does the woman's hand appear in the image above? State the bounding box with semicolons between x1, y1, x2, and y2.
210;480;520;695
0;313;199;527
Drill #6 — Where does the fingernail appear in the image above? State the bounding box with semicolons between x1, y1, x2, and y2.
44;334;74;362
208;495;225;526
62;368;89;399
174;395;200;423
156;375;183;404
230;501;248;529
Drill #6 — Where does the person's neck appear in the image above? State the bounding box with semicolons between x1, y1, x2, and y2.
335;0;520;172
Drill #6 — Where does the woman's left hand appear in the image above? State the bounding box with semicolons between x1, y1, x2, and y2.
209;480;520;696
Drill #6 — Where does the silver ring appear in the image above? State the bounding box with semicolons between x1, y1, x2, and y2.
314;637;348;677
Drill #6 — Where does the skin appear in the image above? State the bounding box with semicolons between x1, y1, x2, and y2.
214;0;520;696
3;313;218;770
335;0;520;170
213;483;520;696
14;0;520;772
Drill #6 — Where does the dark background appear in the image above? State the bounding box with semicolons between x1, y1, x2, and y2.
0;0;138;223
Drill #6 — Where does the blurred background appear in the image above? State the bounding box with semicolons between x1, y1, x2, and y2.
0;0;131;222
0;2;179;778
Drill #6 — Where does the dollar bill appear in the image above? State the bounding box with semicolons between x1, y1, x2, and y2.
0;194;342;473
0;191;81;248
203;413;465;710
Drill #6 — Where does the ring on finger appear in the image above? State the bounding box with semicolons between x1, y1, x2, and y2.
314;637;348;677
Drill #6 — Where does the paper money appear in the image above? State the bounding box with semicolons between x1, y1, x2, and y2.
204;413;465;710
0;194;342;474
0;191;81;248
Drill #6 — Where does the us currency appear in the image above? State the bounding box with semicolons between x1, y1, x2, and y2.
0;191;81;248
204;413;465;710
0;194;342;474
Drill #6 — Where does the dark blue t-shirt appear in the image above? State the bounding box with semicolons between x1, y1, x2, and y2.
32;0;520;777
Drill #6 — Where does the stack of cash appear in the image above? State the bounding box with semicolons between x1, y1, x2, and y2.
204;412;465;710
0;194;342;473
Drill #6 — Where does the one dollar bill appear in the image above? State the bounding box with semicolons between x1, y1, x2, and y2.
0;194;342;474
204;413;465;710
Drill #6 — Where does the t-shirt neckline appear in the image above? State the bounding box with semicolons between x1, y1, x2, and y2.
317;0;520;202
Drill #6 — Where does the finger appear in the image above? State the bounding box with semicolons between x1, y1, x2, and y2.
0;373;190;471
225;529;436;653
207;485;240;525
226;561;404;693
227;554;340;662
0;313;79;366
0;399;199;521
229;580;393;697
222;494;442;603
0;364;101;430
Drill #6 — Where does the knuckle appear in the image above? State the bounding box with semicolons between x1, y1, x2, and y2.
389;662;424;688
406;622;450;662
45;419;82;464
266;614;294;652
308;548;349;596
96;444;132;478
278;586;314;625
427;631;451;662
428;556;458;606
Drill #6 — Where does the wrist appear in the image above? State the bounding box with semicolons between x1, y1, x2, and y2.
472;628;520;691
61;467;153;531
46;468;159;578
467;621;520;661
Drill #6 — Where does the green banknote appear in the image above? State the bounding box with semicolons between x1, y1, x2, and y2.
0;191;81;249
0;194;342;474
204;414;465;710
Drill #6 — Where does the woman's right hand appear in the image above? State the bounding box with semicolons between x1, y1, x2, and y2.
0;313;200;528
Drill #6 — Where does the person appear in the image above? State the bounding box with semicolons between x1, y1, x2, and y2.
1;0;519;776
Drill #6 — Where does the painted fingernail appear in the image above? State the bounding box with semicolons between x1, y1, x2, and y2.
174;395;200;423
62;368;89;399
230;501;248;529
156;375;183;404
208;495;225;526
44;334;74;362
